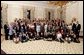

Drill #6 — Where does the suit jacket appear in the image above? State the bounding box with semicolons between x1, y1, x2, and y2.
72;23;76;32
4;24;9;34
75;24;81;34
76;24;81;31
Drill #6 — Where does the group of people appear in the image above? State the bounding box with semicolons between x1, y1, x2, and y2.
4;18;81;44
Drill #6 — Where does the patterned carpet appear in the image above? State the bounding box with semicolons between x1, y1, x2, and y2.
1;38;83;54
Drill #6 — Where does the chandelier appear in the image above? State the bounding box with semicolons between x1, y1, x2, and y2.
48;1;69;7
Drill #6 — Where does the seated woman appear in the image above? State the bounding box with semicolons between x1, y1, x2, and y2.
56;31;64;43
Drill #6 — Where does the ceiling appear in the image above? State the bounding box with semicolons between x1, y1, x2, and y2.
1;1;74;7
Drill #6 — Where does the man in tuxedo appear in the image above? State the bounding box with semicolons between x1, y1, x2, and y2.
72;23;76;34
4;22;9;40
75;21;81;43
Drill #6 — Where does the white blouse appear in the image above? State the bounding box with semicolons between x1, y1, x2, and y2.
36;25;41;32
57;33;62;39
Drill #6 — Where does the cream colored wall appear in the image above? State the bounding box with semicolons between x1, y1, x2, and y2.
78;1;83;31
1;2;57;22
66;2;79;24
45;8;55;20
34;6;46;20
7;4;23;24
55;7;61;19
23;6;35;20
1;3;8;26
65;1;83;31
1;3;8;35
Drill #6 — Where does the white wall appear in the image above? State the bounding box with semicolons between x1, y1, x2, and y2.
65;1;83;32
66;2;79;24
7;4;23;24
34;6;46;20
78;1;83;31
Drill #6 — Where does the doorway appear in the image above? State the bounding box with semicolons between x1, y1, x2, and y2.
27;10;31;20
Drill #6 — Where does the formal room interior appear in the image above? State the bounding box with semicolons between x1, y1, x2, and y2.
1;1;83;54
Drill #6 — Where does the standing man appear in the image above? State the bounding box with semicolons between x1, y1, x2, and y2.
4;22;9;40
76;21;81;43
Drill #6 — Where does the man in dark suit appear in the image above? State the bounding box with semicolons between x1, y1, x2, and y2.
75;21;81;43
72;23;76;34
4;22;9;40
